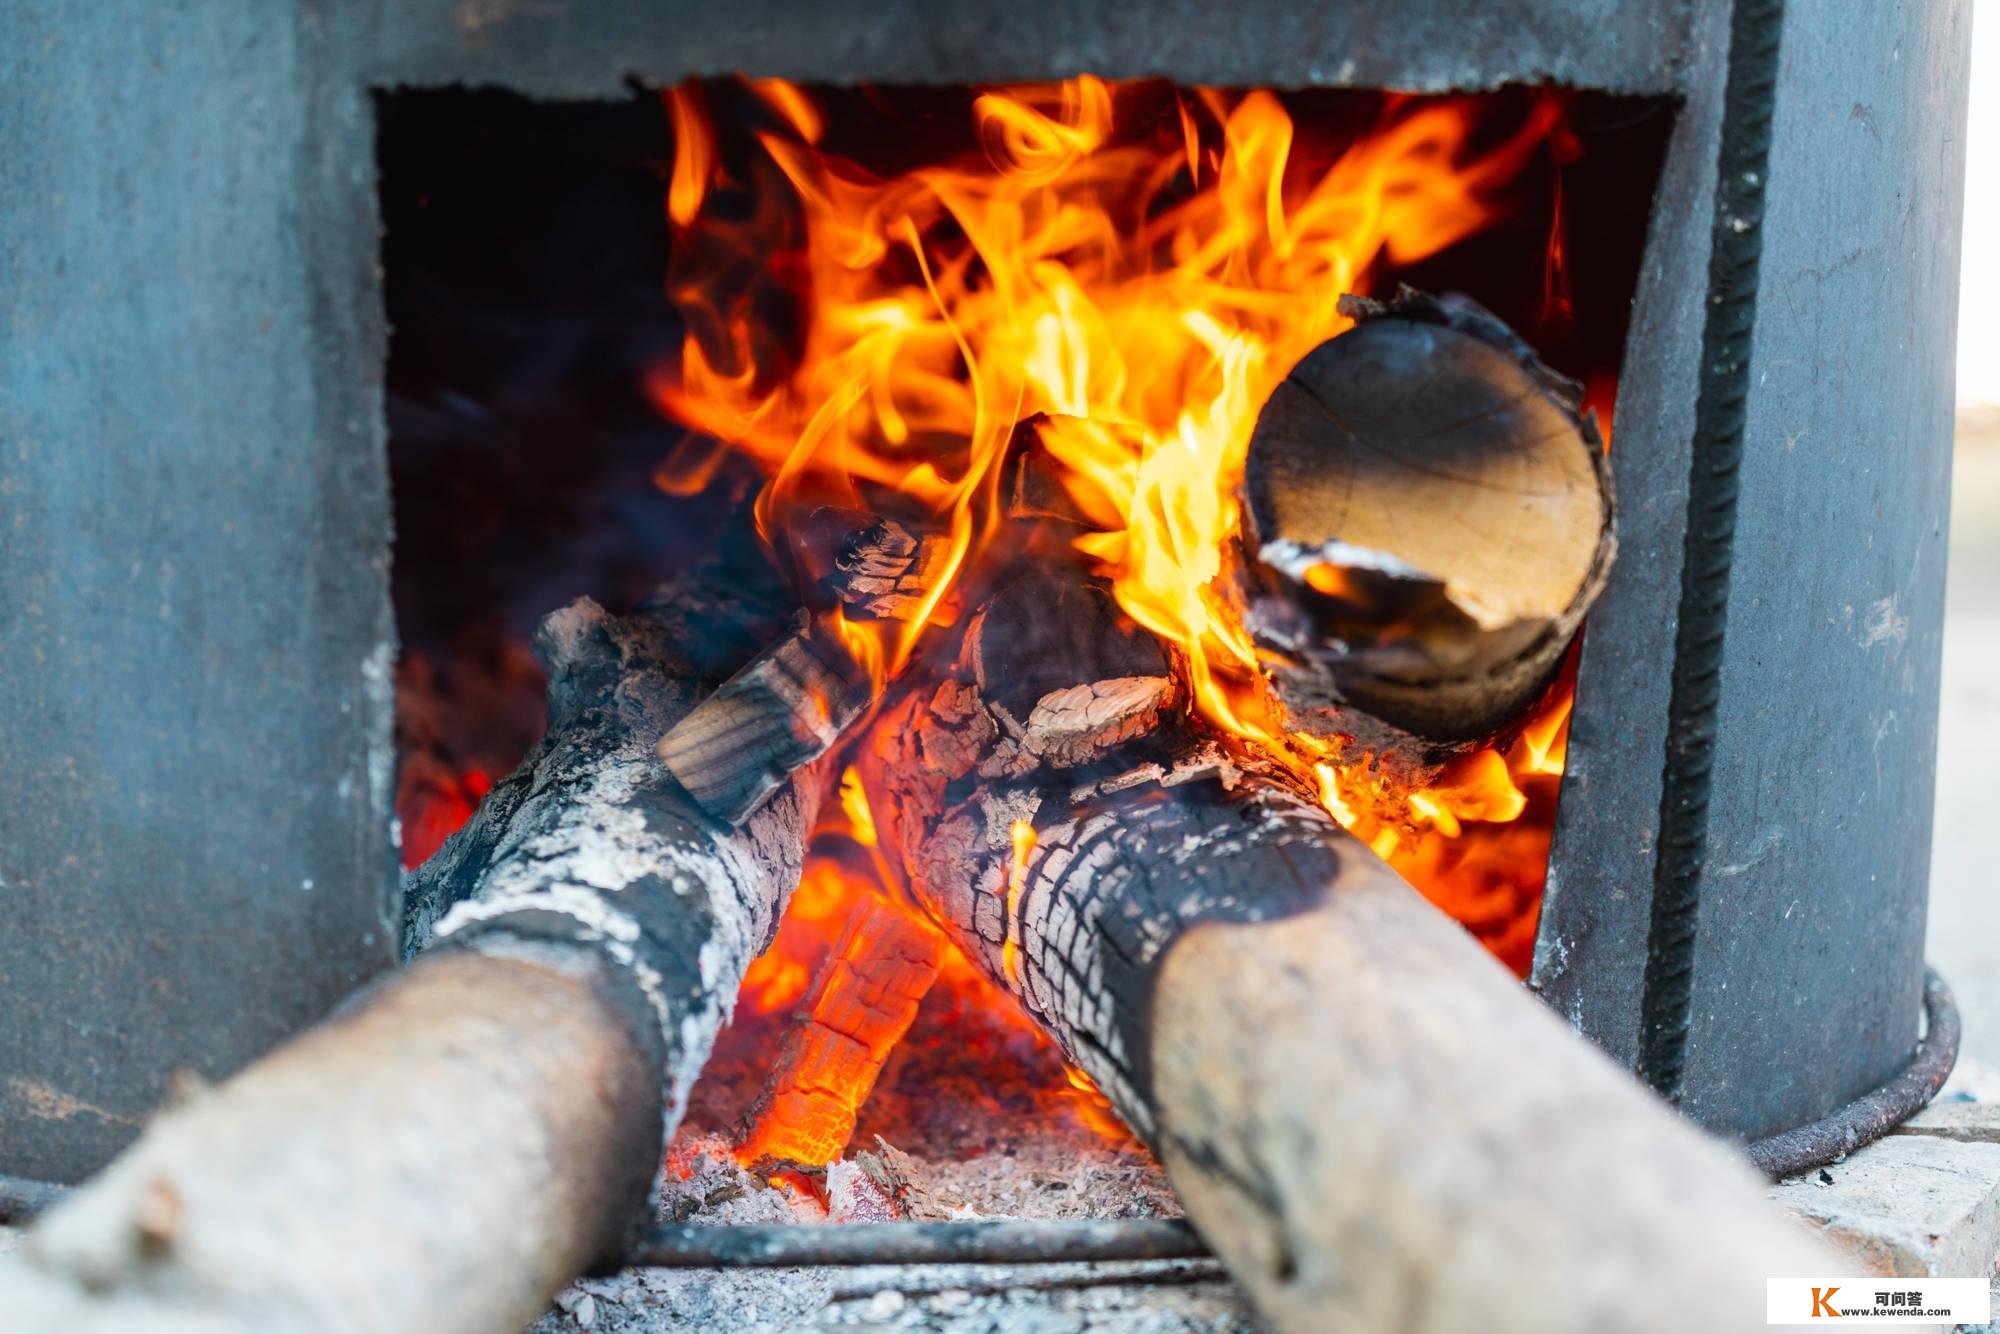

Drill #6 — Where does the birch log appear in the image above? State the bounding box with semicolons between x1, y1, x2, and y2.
1238;288;1615;778
0;578;829;1332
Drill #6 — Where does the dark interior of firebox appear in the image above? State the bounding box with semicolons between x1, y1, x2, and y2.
376;82;1673;1158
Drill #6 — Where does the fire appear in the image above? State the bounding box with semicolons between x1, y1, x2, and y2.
732;771;1131;1168
653;78;1582;979
999;819;1037;989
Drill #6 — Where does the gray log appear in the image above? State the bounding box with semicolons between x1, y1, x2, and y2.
404;581;826;1129
865;564;1835;1334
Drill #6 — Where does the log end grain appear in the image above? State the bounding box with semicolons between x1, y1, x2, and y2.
1240;289;1615;752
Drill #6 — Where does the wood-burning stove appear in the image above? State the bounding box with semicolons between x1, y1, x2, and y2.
0;1;1973;1329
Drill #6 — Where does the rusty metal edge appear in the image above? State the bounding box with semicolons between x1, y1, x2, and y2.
1745;967;1961;1180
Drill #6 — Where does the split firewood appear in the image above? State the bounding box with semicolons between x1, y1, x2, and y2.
655;512;953;827
0;577;831;1332
656;610;870;825
827;515;954;622
735;889;946;1169
859;558;1833;1334
1238;288;1615;773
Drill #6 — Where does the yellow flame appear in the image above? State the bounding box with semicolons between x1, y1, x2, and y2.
837;766;879;848
1000;818;1038;987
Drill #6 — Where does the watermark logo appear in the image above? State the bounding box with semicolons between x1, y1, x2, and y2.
1768;1277;1990;1324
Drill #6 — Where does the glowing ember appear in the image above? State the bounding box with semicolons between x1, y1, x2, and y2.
728;771;1133;1167
651;77;1584;981
999;819;1037;989
735;879;944;1168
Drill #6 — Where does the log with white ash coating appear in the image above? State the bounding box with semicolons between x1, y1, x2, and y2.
859;553;1834;1334
0;570;832;1333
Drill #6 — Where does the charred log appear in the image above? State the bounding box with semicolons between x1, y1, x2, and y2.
1239;289;1615;771
862;561;1831;1334
0;579;831;1331
655;511;958;828
829;516;953;622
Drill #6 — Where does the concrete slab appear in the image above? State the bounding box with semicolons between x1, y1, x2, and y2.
1773;1135;2000;1278
1905;1101;2000;1145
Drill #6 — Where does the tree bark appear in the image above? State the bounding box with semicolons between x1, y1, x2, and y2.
404;580;827;1133
0;948;657;1332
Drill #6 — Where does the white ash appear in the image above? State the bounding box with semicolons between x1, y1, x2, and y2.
655;1129;1179;1227
904;1138;1182;1224
532;1259;1250;1334
656;1137;814;1226
535;1126;1248;1332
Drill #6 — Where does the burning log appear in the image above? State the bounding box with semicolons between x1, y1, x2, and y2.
654;512;949;827
1238;289;1615;773
826;515;954;622
735;890;945;1168
655;611;869;826
860;560;1832;1334
0;578;831;1331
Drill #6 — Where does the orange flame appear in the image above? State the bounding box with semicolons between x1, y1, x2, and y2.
734;771;1131;1160
658;81;1582;985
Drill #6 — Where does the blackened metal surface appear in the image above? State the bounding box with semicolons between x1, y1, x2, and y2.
1533;5;1731;1068
341;0;1693;98
1537;0;1970;1140
1746;969;1960;1179
0;2;398;1180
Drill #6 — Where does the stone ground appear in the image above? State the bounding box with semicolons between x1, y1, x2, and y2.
1770;1060;2000;1333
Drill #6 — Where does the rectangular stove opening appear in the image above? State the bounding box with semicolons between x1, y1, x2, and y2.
382;76;1671;1229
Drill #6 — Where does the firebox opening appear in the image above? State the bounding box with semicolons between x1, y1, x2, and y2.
377;81;1672;1179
